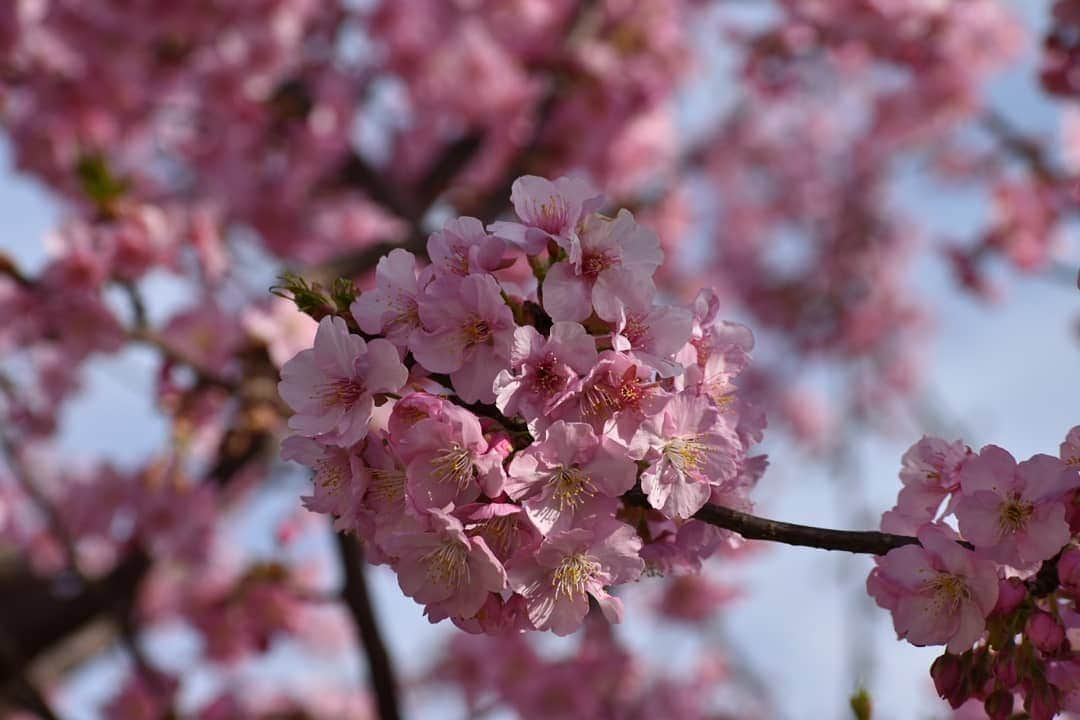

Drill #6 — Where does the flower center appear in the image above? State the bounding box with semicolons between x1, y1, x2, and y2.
998;496;1034;533
530;353;564;395
581;367;652;423
422;541;470;589
549;466;596;511
431;444;475;490
533;197;569;234
552;553;600;600
387;296;420;334
622;312;650;347
463;316;493;346
663;436;707;474
314;457;347;490
368;467;406;506
316;377;366;409
480;514;518;557
615;370;650;409
581;249;617;278
924;573;971;612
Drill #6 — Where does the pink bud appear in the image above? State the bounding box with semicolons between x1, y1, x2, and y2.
1026;611;1066;654
1026;682;1060;720
984;689;1014;720
994;577;1027;616
931;653;967;708
1058;547;1080;592
993;652;1018;688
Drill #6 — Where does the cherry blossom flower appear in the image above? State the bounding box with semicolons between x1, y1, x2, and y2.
427;216;508;278
389;507;507;620
594;268;692;377
351;249;423;346
279;316;409;447
493;322;597;427
549;350;667;439
509;517;643;635
411;274;515;403
542;210;663;322
394;402;506;510
488;174;603;256
630;392;741;519
281;436;364;519
506;421;637;534
881;436;971;535
867;525;999;653
954;446;1080;568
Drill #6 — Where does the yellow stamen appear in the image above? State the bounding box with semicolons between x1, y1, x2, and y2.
549;466;596;511
422;542;470;588
552;553;600;600
663;435;708;474
431;445;475;490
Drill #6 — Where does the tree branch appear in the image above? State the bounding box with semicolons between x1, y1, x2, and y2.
624;489;918;556
335;533;401;720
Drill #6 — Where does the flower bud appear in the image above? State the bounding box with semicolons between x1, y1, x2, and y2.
1026;611;1066;654
993;576;1027;616
1058;547;1080;592
984;689;1014;720
1025;681;1060;720
993;651;1018;688
931;653;967;708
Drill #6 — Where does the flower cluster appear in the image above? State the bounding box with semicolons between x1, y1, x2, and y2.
869;428;1080;718
279;175;766;635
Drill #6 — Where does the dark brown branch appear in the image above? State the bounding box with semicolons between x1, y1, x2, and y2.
624;489;918;555
335;533;401;720
625;492;1066;597
0;551;150;690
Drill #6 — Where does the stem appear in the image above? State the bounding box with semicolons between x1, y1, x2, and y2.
335;533;401;720
623;489;917;556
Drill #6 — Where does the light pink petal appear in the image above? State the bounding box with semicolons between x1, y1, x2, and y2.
411;329;466;374
450;350;502;404
946;601;987;654
542;262;592;322
362;338;408;393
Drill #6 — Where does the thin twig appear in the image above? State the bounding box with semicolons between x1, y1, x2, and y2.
336;533;401;720
624;489;919;556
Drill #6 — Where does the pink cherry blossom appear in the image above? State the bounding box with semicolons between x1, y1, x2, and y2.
410;274;515;403
509;517;643;636
394;402;506;510
542;210;663;322
867;525;999;653
594;268;693;377
1062;425;1080;468
488;174;603;256
881;435;971;535
1048;659;1080;713
281;436;365;520
389;507;507;620
351;249;423;346
630;392;742;520
493;322;597;426
279;316;409;447
427;216;508;277
548;349;667;439
954;446;1080;568
506;420;637;534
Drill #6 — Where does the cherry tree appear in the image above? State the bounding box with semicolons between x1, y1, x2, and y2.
0;1;1077;718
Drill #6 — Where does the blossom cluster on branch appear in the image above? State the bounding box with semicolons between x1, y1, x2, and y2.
870;430;1080;719
278;175;766;636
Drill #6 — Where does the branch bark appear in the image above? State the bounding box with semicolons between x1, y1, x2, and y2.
335;533;401;720
624;489;918;556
